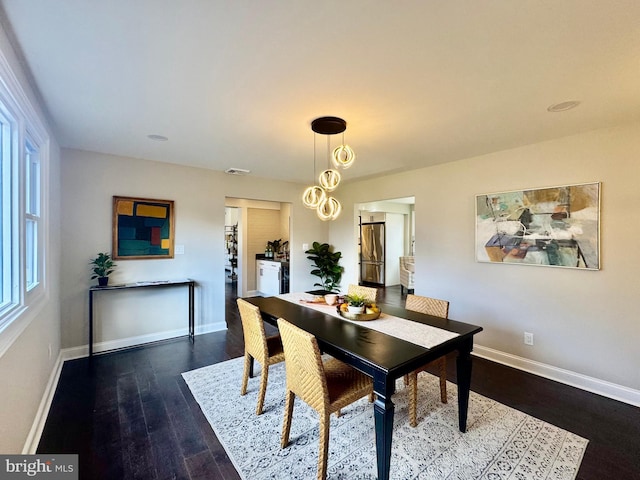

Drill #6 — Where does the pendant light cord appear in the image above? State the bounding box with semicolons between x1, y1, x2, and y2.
327;135;331;169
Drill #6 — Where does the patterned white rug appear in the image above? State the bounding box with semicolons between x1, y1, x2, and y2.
182;357;587;480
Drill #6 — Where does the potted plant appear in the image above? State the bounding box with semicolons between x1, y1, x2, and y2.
344;293;367;314
305;241;343;293
90;252;116;287
268;239;282;255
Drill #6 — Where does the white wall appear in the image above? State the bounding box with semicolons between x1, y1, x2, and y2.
0;26;62;452
247;207;282;291
384;213;405;286
331;122;640;400
60;149;327;352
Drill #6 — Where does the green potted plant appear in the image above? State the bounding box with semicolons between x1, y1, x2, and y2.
268;239;282;255
90;252;116;287
344;293;367;314
305;241;343;293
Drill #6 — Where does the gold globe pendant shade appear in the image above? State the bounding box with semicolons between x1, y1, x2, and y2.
316;196;342;221
332;144;356;169
318;169;341;192
302;185;326;208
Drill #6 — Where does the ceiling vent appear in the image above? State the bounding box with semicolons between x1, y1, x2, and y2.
225;168;251;175
547;100;581;112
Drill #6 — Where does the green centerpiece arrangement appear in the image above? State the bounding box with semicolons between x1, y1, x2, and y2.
338;294;381;320
344;293;367;314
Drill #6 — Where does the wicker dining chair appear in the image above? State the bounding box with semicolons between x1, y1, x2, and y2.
277;317;373;480
405;294;449;427
237;298;285;415
347;284;378;303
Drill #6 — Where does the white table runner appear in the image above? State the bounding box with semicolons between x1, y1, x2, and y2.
277;293;459;349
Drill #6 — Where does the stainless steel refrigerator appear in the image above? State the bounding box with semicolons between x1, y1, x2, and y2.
360;222;385;285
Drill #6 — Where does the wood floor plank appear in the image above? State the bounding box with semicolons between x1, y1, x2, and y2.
120;412;157;479
184;450;225;480
161;377;209;458
148;428;190;480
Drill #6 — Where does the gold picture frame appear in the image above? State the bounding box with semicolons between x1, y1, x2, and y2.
112;196;175;260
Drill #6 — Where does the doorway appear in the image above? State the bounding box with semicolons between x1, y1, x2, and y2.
224;198;291;304
355;196;415;288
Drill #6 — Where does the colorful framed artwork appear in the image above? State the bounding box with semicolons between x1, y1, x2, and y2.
112;196;175;260
475;182;600;269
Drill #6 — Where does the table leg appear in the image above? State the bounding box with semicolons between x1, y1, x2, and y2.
373;371;395;480
89;290;94;358
456;337;474;432
189;281;195;343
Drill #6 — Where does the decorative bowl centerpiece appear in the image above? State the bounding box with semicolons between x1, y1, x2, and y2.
337;295;381;321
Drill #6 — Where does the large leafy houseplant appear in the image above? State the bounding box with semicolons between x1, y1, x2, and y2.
305;241;343;293
90;252;116;286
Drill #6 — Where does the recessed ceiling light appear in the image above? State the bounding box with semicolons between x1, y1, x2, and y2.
547;101;581;113
147;134;168;141
225;168;251;175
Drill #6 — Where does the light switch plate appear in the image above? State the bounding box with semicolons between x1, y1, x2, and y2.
175;244;185;255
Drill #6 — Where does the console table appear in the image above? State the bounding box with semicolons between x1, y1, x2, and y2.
88;279;195;357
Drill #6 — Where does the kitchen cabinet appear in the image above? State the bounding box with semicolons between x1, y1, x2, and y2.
256;260;281;296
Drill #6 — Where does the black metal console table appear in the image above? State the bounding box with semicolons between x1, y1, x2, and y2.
88;279;196;357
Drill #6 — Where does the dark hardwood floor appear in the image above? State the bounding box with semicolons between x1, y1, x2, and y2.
37;282;640;479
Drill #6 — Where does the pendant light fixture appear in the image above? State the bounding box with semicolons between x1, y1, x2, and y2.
302;116;355;221
317;196;342;221
302;184;326;208
302;131;326;208
332;131;356;169
318;169;341;191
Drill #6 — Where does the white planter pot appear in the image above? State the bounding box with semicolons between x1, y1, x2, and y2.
324;294;338;305
347;305;364;314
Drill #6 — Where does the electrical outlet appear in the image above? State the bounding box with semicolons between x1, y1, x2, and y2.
524;332;534;346
302;243;309;251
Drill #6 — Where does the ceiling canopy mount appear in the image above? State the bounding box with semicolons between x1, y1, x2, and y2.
311;116;347;135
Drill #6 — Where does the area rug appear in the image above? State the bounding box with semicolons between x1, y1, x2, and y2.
182;357;587;480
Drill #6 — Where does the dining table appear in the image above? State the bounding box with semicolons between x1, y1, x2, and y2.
245;293;483;480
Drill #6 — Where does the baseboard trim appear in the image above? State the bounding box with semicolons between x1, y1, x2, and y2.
62;322;227;360
473;344;640;407
197;321;226;335
22;351;64;454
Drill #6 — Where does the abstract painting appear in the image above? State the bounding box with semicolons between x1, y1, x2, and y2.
476;182;600;269
112;196;175;259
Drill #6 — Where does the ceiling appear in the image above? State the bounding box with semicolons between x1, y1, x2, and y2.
0;1;638;184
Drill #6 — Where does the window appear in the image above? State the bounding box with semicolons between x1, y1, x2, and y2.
0;105;16;314
25;138;40;291
0;54;49;351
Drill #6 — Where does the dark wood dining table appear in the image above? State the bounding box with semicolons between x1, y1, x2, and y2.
245;295;483;480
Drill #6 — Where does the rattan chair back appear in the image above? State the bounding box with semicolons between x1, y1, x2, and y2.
237;298;285;415
405;294;449;318
277;317;329;412
277;317;373;480
237;298;269;364
347;284;378;303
